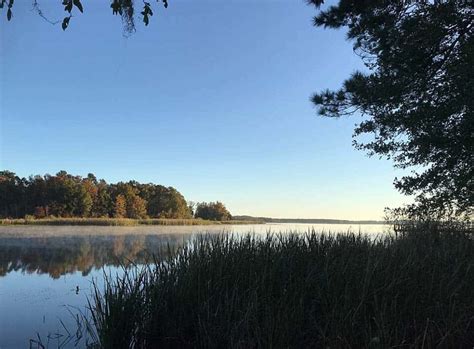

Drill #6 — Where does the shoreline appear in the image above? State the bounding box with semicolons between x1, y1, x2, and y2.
0;217;390;227
0;217;263;227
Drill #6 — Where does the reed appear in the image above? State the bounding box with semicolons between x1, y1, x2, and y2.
88;224;474;348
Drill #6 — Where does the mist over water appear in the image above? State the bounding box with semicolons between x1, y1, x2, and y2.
0;224;390;348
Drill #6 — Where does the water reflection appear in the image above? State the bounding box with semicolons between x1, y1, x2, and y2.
0;223;390;279
0;234;193;279
0;224;389;348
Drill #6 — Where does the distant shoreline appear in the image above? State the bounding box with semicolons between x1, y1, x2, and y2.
0;217;387;226
0;218;263;226
233;215;387;225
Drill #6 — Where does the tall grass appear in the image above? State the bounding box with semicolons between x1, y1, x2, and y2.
88;226;474;348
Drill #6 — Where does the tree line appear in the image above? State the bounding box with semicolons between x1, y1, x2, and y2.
0;170;232;221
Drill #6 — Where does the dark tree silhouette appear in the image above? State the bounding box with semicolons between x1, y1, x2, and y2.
309;0;473;217
1;0;169;32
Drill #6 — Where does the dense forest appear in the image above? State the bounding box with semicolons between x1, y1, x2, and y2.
0;171;232;221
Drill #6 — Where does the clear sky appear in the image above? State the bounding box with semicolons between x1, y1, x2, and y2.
0;0;410;220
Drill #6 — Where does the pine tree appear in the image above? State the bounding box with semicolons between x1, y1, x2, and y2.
310;0;473;217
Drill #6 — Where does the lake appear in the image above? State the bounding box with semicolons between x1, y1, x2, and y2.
0;223;390;348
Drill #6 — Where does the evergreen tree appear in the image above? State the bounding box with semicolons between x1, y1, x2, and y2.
309;0;473;217
0;171;26;218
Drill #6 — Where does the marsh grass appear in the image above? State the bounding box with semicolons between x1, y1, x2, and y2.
88;226;474;348
29;306;95;349
0;218;260;226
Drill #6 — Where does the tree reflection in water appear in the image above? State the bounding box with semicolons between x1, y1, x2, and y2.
0;234;193;278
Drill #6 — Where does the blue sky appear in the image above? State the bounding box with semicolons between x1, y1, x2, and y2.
0;0;409;220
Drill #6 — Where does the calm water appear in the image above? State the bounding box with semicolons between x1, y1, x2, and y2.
0;223;389;348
